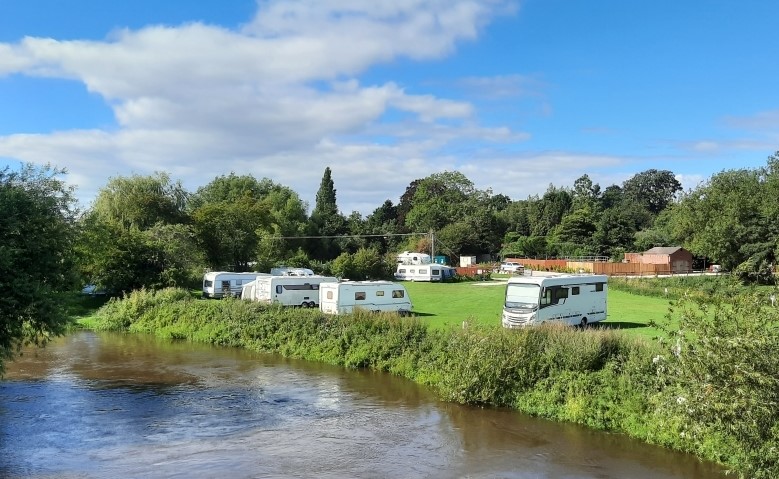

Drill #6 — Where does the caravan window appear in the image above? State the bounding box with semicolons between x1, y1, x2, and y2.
409;269;416;274
572;286;580;295
355;292;366;300
326;291;333;300
398;268;406;274
204;280;213;287
376;290;385;297
432;269;440;276
595;282;605;292
419;268;427;274
276;285;283;294
392;290;405;299
282;284;317;291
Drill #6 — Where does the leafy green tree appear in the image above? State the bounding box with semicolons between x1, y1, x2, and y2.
500;234;547;258
500;200;532;237
554;205;597;247
599;184;623;210
76;216;166;293
362;200;401;254
665;167;767;272
91;172;188;229
526;185;573;236
404;171;476;233
1;164;77;371
572;174;601;209
191;174;306;270
77;172;202;293
622;169;681;215
592;207;640;258
192;197;270;271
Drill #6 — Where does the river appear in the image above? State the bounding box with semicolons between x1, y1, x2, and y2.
0;331;727;478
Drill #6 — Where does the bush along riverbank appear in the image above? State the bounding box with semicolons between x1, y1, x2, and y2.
93;287;779;478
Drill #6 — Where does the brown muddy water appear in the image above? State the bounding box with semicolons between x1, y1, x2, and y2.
0;331;727;478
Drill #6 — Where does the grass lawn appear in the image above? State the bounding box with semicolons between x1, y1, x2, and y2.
403;280;674;339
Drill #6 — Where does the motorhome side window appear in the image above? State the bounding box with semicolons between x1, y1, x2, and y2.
540;286;568;308
276;285;283;294
355;292;366;301
376;290;385;297
572;286;580;295
392;290;405;298
595;282;605;292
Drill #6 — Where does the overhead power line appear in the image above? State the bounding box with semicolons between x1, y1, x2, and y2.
267;232;430;240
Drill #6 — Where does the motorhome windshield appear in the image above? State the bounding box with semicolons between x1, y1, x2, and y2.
505;283;540;309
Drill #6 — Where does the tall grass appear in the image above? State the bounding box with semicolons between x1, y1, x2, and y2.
92;287;778;478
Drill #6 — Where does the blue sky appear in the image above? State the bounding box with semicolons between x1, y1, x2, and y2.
1;0;777;214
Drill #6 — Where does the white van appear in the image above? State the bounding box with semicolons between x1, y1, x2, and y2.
502;274;608;328
319;281;413;316
202;272;270;298
241;275;338;308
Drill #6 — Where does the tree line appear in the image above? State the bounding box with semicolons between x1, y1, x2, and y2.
2;152;778;368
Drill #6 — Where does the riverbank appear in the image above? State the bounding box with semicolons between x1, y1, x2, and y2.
88;287;778;478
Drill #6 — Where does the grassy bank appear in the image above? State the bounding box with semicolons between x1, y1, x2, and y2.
90;287;779;478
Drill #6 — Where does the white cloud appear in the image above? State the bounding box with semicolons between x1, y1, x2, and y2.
0;1;535;213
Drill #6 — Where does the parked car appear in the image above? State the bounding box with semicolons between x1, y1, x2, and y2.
499;262;525;274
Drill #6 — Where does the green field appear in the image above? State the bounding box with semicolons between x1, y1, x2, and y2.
403;280;673;338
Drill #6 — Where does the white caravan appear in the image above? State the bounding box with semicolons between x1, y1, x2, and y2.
202;272;269;298
394;263;455;282
241;275;338;308
319;281;413;316
502;274;608;328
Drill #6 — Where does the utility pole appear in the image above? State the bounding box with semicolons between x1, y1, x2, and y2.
430;230;435;261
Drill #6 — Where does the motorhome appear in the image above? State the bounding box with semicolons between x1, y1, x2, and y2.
502;274;608;328
319;281;413;316
202;272;269;298
394;263;455;282
270;267;315;277
241;275;338;307
396;251;431;265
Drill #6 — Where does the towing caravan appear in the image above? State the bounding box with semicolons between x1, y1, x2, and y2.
202;272;269;298
502;274;608;328
241;275;338;307
319;281;412;316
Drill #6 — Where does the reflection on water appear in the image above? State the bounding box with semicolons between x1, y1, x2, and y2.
0;332;727;478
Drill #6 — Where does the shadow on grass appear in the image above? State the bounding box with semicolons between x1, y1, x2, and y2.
411;312;436;317
595;321;649;330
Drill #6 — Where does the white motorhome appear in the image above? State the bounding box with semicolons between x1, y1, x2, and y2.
241;275;338;308
502;274;608;328
270;267;315;277
319;281;413;316
202;272;269;298
394;263;455;282
396;251;431;265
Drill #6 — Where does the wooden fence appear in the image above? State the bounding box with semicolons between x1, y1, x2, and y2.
457;259;691;277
